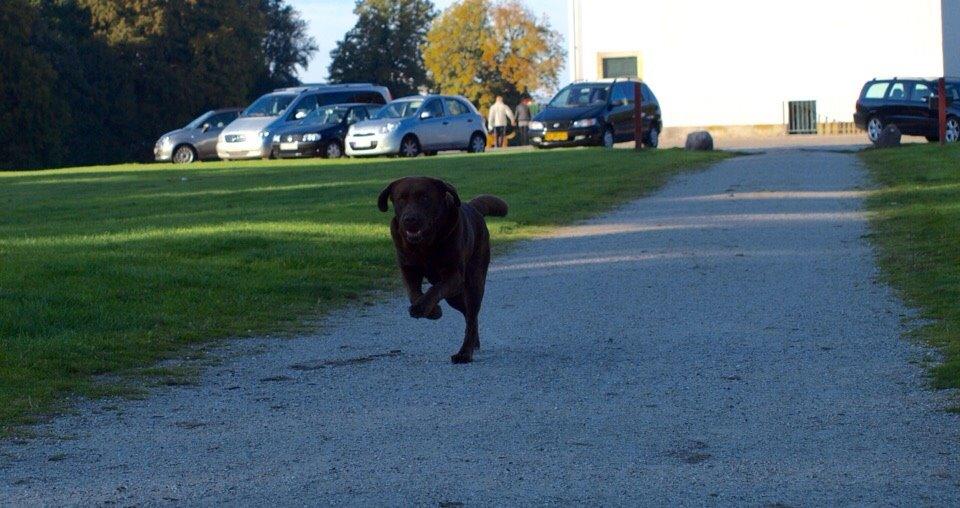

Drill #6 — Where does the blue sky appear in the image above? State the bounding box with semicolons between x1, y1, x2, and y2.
290;0;568;83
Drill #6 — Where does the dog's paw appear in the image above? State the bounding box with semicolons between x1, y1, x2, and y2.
409;301;437;319
450;351;474;364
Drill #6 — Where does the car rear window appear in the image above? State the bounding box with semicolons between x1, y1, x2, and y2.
863;82;889;99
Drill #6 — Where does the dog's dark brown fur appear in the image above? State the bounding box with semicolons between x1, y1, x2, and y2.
378;177;508;363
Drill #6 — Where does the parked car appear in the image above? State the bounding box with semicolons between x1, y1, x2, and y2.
344;95;487;157
529;79;662;149
270;103;382;159
217;83;391;160
154;108;241;163
854;77;960;144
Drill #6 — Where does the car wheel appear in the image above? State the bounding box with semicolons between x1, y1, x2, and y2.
602;127;615;148
946;117;960;143
867;117;883;144
400;136;421;157
645;126;660;149
324;142;343;159
172;145;196;164
467;133;486;153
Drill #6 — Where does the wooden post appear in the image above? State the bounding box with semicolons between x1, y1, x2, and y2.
939;77;948;145
634;81;644;151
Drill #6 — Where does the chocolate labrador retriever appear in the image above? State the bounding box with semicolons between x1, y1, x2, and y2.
378;177;508;363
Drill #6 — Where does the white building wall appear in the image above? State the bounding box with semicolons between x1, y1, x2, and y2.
570;0;944;127
945;0;960;77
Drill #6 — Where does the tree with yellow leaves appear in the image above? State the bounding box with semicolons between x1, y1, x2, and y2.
423;0;564;111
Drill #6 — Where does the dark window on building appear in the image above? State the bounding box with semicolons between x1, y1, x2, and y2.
602;57;638;78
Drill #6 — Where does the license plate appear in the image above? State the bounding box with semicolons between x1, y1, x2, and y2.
544;131;568;141
279;142;298;150
352;140;373;148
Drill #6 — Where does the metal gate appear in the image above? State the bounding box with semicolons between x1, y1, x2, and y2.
787;100;817;134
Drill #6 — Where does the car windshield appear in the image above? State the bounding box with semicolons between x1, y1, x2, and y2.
185;112;213;129
304;105;349;125
548;85;610;108
242;94;296;117
375;100;424;119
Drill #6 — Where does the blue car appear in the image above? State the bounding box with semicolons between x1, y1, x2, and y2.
529;79;662;149
270;103;382;159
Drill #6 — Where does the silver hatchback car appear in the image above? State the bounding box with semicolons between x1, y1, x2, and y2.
345;95;487;157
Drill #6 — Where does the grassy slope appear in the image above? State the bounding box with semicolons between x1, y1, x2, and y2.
0;148;729;431
861;144;960;390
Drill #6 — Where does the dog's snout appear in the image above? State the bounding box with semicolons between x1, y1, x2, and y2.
401;215;422;231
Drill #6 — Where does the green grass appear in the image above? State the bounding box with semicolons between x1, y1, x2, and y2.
861;143;960;390
0;148;729;432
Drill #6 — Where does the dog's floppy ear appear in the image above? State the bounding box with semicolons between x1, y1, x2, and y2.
377;180;396;212
436;179;461;208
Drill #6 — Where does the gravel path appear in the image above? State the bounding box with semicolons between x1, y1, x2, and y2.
3;149;959;506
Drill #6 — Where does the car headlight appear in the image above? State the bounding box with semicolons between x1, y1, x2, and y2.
379;122;400;134
572;118;598;128
160;136;172;147
260;131;271;139
529;121;544;130
272;134;280;143
302;133;321;142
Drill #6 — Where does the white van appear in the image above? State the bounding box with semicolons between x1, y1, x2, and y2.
217;84;391;160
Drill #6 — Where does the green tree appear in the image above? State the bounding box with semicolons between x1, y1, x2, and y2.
328;0;436;98
0;0;317;169
0;0;67;169
423;0;564;110
257;0;319;90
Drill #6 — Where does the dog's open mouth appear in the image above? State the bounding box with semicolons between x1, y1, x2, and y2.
404;229;425;243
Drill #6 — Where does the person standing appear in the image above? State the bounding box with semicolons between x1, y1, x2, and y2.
487;96;515;148
515;96;532;146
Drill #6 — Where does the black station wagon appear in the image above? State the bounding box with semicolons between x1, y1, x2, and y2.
854;78;960;144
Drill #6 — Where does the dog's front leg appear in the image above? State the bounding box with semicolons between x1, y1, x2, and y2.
410;271;463;320
402;266;442;320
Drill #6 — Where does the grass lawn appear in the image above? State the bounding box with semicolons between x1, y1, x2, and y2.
861;143;960;391
0;148;729;432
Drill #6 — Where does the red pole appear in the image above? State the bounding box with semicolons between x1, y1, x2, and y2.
634;81;644;151
939;77;947;146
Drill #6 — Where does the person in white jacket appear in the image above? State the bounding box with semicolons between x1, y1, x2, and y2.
487;96;515;148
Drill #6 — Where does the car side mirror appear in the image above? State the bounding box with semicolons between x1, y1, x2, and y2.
294;111;307;120
201;123;211;132
420;111;432;120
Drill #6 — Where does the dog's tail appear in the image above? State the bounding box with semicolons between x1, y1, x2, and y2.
469;195;508;217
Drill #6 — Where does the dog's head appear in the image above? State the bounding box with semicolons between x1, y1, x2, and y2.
378;177;461;245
